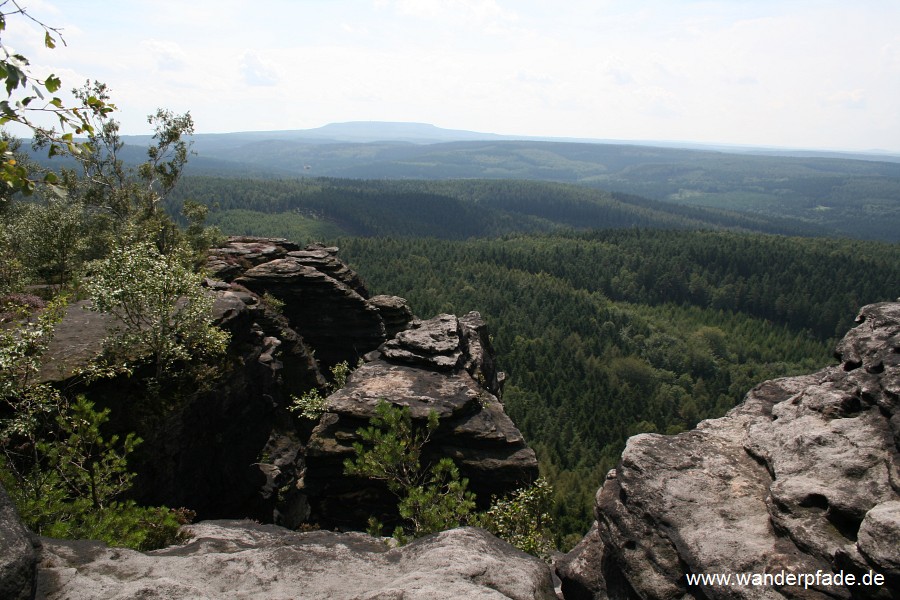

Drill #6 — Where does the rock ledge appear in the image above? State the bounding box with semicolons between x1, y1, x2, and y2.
37;523;557;600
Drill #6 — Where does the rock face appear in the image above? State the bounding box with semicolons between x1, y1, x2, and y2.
230;241;388;368
38;273;324;522
35;237;534;534
0;483;39;600
557;302;900;600
304;312;540;530
37;523;557;600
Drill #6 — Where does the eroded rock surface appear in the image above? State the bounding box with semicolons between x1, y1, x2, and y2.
37;523;557;600
304;312;539;530
0;483;38;600
558;302;900;600
232;244;386;368
369;294;415;339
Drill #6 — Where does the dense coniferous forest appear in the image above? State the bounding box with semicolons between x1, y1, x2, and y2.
17;107;900;545
167;176;835;240
167;172;900;544
333;233;899;544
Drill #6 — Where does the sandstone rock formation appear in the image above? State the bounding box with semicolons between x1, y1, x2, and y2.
35;237;535;534
36;522;557;600
304;312;540;530
38;277;321;522
0;483;38;600
227;240;388;368
557;302;900;600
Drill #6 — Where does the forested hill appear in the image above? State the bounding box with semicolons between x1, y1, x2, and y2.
168;177;833;240
161;169;900;543
40;132;900;241
161;135;900;241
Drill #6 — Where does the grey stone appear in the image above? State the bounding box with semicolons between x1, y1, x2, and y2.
555;522;607;600
368;295;414;339
325;361;481;420
381;314;465;371
237;255;385;367
304;313;538;530
0;483;38;600
37;523;556;600
857;501;900;575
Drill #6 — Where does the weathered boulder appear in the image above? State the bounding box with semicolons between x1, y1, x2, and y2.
369;294;415;339
0;482;39;600
205;236;301;280
304;312;539;530
288;243;369;297
554;523;608;600
558;302;900;600
37;523;557;600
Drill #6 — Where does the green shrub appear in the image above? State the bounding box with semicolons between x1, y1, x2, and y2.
40;501;193;551
289;360;351;420
477;477;556;559
85;241;229;382
344;400;476;541
0;296;194;551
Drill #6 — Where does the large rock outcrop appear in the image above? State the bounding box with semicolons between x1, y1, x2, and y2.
0;483;39;600
35;237;535;533
304;312;540;529
557;302;900;600
36;523;557;600
37;281;322;522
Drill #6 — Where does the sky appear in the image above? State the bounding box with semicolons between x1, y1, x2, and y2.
5;0;900;152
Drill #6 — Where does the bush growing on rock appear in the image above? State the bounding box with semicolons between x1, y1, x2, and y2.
344;400;477;541
289;360;351;420
0;5;219;550
344;399;556;555
0;295;191;550
476;477;556;560
84;240;229;382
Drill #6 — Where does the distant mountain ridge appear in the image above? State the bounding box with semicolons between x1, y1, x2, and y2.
29;121;900;242
285;121;509;144
122;121;900;161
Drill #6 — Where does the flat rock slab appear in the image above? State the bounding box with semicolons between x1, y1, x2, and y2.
326;361;481;420
37;523;556;600
38;300;115;382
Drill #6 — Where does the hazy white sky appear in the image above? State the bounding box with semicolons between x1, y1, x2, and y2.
6;0;900;151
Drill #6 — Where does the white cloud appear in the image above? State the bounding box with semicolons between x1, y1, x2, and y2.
142;39;188;71
825;89;867;110
376;0;519;34
240;52;279;87
6;0;898;150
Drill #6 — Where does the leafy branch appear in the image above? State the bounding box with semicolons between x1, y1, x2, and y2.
0;1;114;196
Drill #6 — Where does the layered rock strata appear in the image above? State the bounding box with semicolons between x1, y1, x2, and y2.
304;312;540;530
558;302;900;600
222;240;388;368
